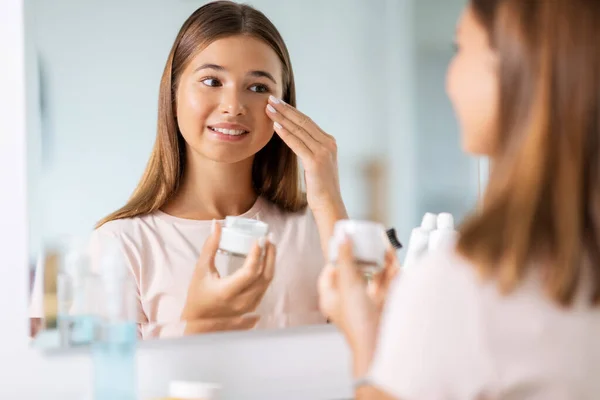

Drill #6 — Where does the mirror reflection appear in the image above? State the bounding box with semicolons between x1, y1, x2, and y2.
26;0;479;348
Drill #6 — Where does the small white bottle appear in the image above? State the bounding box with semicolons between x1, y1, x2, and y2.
328;220;388;279
402;212;437;270
216;217;269;277
428;212;459;252
168;380;221;400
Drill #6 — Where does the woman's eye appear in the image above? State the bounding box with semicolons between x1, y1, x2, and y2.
249;84;269;93
201;77;222;87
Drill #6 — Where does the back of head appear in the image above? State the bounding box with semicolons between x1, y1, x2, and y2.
458;0;600;306
97;1;305;228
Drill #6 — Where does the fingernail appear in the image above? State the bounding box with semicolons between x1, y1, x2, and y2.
258;236;267;249
211;219;217;234
267;232;275;244
274;121;282;129
267;104;277;113
269;95;280;104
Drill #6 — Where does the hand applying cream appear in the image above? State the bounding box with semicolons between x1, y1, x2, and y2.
266;95;348;256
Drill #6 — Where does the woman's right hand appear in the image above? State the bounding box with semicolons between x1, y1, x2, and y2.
181;221;276;331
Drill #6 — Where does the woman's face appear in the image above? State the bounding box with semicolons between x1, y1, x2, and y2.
176;35;284;164
446;6;499;156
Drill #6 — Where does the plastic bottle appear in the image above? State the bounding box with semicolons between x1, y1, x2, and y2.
55;237;95;347
402;212;437;270
428;212;459;252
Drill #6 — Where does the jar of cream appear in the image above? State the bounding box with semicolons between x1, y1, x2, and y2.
328;219;387;279
215;216;269;277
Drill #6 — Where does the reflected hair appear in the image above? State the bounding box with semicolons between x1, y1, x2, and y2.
97;0;306;228
458;0;600;306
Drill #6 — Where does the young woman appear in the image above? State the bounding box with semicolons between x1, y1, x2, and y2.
94;1;347;337
320;0;600;398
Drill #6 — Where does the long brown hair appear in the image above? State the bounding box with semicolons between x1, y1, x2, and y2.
457;0;600;306
97;1;306;228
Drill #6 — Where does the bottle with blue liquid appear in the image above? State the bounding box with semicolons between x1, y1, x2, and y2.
91;237;138;400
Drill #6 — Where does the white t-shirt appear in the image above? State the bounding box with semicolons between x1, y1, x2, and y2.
31;196;326;338
369;247;600;400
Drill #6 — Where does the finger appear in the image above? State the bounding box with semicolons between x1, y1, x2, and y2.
318;264;337;298
370;265;386;290
385;263;400;286
267;107;320;152
317;265;338;318
238;241;277;308
266;103;321;153
383;248;400;282
371;248;398;287
219;239;265;297
269;116;314;159
267;96;329;144
196;220;222;278
234;240;276;311
261;240;277;283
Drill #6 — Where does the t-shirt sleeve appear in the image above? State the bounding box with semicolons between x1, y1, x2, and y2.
367;250;493;399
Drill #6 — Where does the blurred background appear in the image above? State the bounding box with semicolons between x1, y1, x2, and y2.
24;0;479;268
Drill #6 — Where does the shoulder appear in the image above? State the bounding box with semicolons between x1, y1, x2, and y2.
389;247;488;329
404;246;484;297
89;213;163;267
93;213;161;241
368;247;494;398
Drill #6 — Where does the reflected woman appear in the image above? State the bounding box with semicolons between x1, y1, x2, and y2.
94;1;348;337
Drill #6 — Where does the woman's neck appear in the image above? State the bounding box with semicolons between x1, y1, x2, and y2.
162;151;258;220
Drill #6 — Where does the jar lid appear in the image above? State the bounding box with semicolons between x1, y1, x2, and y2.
169;380;221;399
328;220;387;266
219;217;269;256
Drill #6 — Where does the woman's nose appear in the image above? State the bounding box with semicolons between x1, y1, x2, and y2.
219;88;246;116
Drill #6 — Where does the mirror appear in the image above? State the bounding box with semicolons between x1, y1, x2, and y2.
26;0;478;349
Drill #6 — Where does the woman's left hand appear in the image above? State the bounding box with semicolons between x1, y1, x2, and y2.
266;96;346;218
318;238;399;377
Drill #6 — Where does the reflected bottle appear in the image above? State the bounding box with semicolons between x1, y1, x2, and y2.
402;212;437;270
56;238;96;348
92;237;138;400
328;220;387;279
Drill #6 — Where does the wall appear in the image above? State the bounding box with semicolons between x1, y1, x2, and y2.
26;0;399;255
413;0;479;222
